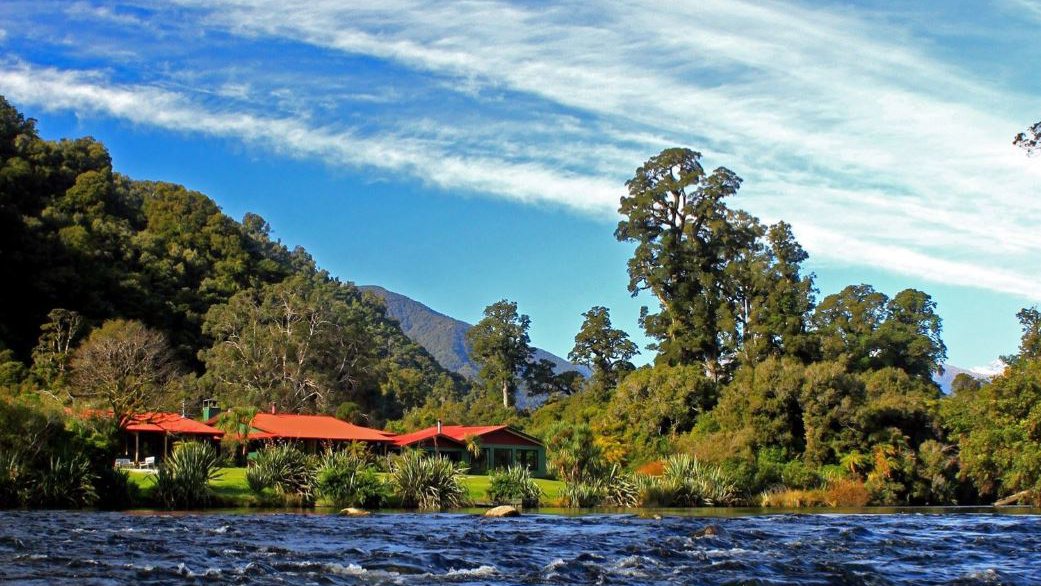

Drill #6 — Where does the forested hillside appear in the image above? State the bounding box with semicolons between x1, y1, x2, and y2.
0;97;460;423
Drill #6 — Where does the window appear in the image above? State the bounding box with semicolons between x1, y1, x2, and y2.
516;449;539;471
493;448;513;469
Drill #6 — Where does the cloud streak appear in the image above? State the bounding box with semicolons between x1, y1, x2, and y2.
0;64;621;214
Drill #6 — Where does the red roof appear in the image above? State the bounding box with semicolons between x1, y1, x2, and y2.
392;425;535;447
122;412;224;437
248;413;391;442
390;429;466;448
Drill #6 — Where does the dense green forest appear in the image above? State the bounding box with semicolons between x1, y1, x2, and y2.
2;97;1039;509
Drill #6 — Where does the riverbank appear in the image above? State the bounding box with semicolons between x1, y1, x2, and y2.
126;468;566;508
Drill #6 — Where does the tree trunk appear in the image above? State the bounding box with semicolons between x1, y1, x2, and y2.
995;489;1035;506
502;379;509;408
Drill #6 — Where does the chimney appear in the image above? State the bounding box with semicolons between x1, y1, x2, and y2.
437;419;442;434
201;399;221;421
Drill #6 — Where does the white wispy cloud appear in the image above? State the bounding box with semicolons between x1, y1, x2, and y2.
1;0;1040;300
0;64;620;214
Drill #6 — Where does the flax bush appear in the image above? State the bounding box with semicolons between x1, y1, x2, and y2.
487;465;542;507
390;450;468;510
315;450;387;509
154;442;222;509
247;444;317;505
637;454;738;507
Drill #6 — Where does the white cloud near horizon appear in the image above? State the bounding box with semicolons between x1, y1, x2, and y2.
1;0;1040;300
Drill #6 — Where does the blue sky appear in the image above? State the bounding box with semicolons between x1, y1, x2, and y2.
1;1;1039;372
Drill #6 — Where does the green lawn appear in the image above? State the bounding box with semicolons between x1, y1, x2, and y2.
126;467;564;508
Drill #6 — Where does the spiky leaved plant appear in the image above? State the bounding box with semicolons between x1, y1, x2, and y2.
246;444;317;505
154;442;222;509
487;465;543;507
315;450;387;509
390;450;468;510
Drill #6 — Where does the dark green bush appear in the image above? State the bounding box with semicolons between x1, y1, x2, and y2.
315;450;387;509
487;465;542;507
390;450;467;510
154;442;222;509
247;444;317;505
36;455;98;508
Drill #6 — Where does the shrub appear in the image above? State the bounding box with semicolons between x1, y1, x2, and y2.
699;465;739;506
635;460;664;477
561;464;640;508
661;454;704;505
561;481;604;507
638;454;739;507
824;479;870;507
247;444;317;505
781;460;821;489
487;465;542;507
759;487;829;507
36;455;99;508
390;450;468;510
154;442;221;509
0;450;26;508
600;464;640;507
315;450;387;509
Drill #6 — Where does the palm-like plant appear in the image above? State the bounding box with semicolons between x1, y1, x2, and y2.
215;406;258;464
840;451;868;478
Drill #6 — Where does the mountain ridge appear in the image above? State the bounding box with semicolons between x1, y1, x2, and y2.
360;285;588;381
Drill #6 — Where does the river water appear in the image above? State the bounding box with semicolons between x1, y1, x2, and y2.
1;509;1040;585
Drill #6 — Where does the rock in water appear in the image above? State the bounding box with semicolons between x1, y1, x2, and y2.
693;524;721;538
485;505;520;517
340;507;371;517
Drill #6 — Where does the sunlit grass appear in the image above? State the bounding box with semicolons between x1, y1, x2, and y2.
128;467;564;508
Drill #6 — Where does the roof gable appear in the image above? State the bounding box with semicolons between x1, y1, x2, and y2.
123;412;224;437
392;425;543;448
249;413;391;442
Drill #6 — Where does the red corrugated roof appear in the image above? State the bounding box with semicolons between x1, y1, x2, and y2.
122;412;224;437
390;429;466;447
249;413;391;442
391;425;513;447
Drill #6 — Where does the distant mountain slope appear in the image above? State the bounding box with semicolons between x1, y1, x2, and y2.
361;286;587;380
933;364;998;394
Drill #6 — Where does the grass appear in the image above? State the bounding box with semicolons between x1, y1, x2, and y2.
128;467;565;508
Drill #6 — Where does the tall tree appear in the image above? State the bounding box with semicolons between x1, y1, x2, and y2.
1002;307;1041;366
68;319;178;425
30;308;85;388
812;285;946;379
569;306;638;389
201;273;379;415
615;147;753;377
874;289;947;379
744;222;816;362
465;299;534;408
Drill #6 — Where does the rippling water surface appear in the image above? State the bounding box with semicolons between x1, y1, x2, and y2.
2;509;1040;585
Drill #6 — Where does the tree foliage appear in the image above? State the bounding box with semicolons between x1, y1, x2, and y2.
68;319;177;425
615;148;814;379
465;299;535;407
569;306;638;389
